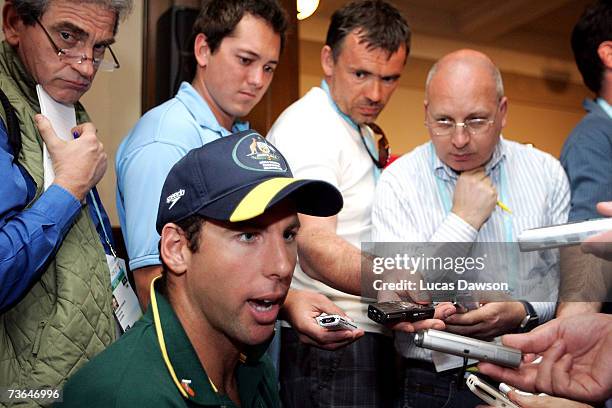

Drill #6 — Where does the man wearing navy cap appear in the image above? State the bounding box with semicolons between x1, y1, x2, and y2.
59;131;343;407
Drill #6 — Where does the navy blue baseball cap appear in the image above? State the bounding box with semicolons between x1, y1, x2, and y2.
156;130;343;232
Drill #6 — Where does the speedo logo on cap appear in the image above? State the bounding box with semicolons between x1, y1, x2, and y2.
232;133;288;173
167;189;185;209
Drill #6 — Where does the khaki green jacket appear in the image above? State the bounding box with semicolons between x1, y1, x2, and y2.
0;41;115;407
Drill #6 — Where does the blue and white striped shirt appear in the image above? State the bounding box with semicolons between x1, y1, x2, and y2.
372;137;570;360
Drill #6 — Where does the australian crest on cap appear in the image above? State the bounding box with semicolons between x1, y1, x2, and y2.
232;131;288;173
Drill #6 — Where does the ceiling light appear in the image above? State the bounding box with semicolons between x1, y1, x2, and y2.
297;0;319;20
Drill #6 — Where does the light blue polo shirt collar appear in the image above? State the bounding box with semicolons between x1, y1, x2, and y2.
320;80;359;132
596;98;612;120
431;136;507;181
175;81;249;135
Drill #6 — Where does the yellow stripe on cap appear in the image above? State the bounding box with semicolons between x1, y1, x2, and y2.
230;178;299;222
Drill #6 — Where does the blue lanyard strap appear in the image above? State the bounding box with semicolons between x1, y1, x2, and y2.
429;143;454;214
320;80;381;181
498;164;513;242
499;161;518;295
88;190;117;258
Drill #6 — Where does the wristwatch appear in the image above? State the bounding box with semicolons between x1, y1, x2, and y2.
517;300;539;333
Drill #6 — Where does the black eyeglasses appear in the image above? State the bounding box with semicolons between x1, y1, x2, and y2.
35;18;120;72
360;122;390;169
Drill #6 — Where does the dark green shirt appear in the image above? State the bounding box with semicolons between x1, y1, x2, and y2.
57;288;280;407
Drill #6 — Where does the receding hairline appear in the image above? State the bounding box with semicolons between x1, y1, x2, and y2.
425;51;505;101
336;27;409;62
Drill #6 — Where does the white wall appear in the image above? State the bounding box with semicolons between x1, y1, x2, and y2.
81;3;143;225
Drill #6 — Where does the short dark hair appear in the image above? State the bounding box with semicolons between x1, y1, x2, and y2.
571;0;612;94
158;215;206;295
193;0;288;54
325;0;410;61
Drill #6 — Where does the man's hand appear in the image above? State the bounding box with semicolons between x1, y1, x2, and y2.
35;114;107;201
390;302;455;334
451;167;497;230
506;390;593;408
444;301;525;339
581;202;612;261
477;391;593;408
374;269;455;334
478;313;612;403
281;289;364;350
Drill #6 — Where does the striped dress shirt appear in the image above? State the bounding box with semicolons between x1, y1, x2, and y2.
372;137;570;360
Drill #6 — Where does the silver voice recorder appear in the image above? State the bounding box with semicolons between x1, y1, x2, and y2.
413;329;522;368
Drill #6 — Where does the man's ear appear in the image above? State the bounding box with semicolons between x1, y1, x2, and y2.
321;45;335;77
160;224;189;276
194;33;211;68
498;96;509;128
3;1;24;46
598;41;612;70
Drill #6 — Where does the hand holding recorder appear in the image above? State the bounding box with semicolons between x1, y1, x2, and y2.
367;301;455;334
478;313;612;403
281;289;364;350
445;301;527;340
581;202;612;261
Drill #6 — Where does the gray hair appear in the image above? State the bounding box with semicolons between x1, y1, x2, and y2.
425;59;505;100
12;0;133;33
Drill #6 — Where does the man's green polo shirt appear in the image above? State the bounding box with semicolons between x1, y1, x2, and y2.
58;288;280;407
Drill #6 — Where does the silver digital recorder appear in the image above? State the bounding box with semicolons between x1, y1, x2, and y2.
413;329;522;368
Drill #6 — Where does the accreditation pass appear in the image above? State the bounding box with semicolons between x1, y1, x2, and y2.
106;255;142;331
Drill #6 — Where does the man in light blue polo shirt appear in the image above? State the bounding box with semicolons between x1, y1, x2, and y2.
116;0;287;308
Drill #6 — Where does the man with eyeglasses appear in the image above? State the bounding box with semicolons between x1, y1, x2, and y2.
0;0;132;399
372;49;570;407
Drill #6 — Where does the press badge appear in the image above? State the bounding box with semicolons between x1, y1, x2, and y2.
106;255;142;331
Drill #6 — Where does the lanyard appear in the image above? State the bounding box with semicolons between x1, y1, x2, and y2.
429;143;517;294
150;275;219;399
360;126;381;181
150;275;190;398
320;80;381;181
88;190;117;258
